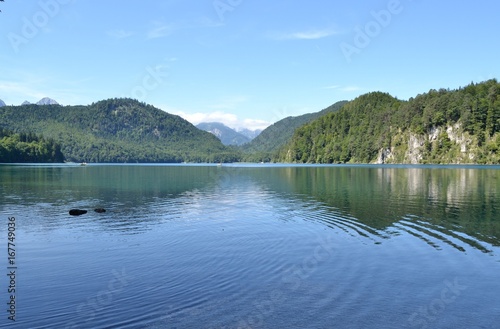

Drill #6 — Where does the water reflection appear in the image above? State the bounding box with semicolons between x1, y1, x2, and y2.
1;164;499;251
239;165;500;253
1;164;499;328
0;165;217;234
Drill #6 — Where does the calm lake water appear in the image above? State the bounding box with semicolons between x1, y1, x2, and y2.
0;164;499;329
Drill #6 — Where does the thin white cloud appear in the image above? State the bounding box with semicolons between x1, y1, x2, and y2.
146;17;223;40
197;16;225;28
324;85;363;92
107;29;135;39
341;86;363;92
242;118;271;131
147;22;176;39
270;28;341;40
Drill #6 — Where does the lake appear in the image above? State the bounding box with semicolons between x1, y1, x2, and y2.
0;164;499;328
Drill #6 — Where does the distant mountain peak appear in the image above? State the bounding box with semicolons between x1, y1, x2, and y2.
196;122;252;146
0;99;5;107
237;127;262;140
21;101;31;106
243;100;348;154
36;97;59;105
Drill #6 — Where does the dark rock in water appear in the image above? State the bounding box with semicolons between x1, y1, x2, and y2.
69;209;87;216
94;208;106;213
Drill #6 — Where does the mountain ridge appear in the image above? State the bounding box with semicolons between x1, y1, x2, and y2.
2;80;498;164
0;98;239;163
242;100;348;161
280;80;500;164
196;122;251;146
237;128;262;140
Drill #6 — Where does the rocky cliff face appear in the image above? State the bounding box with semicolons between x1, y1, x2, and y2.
445;123;474;158
374;123;479;164
376;147;395;164
406;134;425;164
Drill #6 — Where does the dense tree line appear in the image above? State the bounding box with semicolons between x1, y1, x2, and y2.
1;80;498;164
241;101;348;160
0;98;241;163
280;80;500;164
0;128;64;163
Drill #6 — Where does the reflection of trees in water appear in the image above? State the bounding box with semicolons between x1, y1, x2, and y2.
2;165;499;252
254;166;500;252
0;165;216;233
1;165;214;204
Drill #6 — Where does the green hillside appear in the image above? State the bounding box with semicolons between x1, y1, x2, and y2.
242;100;348;161
280;80;500;164
0;98;239;163
2;80;498;165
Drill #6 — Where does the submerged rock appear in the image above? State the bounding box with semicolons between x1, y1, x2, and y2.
69;209;87;216
94;208;106;213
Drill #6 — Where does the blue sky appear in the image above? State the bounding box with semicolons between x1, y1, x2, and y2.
1;0;499;130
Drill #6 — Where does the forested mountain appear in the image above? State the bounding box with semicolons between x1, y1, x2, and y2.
0;128;64;163
2;80;498;164
242;100;348;161
280;80;500;164
196;122;251;146
0;98;239;163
